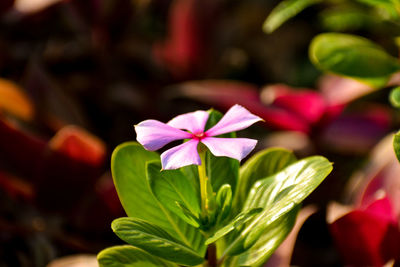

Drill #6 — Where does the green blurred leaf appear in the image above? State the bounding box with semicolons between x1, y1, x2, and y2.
112;218;204;266
320;8;373;32
232;148;297;215
263;0;322;33
111;142;206;254
147;161;201;228
205;109;239;194
97;245;178;267
389;86;400;108
356;0;400;19
205;208;262;245
224;156;332;256
309;33;400;88
394;131;400;162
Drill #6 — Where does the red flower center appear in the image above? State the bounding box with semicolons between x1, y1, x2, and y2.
192;132;206;140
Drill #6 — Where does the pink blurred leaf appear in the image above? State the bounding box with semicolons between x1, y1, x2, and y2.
14;0;62;13
153;0;206;78
174;80;331;133
262;84;327;124
47;254;98;267
330;197;400;266
95;173;124;216
347;134;400;218
265;205;318;267
319;105;392;154
318;74;375;106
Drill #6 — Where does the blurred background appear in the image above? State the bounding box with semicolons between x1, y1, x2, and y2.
1;0;400;266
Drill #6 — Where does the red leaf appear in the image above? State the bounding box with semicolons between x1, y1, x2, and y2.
49;125;106;167
153;0;208;78
330;198;400;266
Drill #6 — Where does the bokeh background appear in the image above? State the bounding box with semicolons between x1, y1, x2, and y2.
1;0;400;266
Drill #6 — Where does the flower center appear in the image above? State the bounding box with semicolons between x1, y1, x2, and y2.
192;132;206;140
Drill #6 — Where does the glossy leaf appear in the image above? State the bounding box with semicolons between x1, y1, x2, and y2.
97;245;178;267
263;0;322;33
233;148;297;215
394;131;400;162
389;87;400;108
111;142;206;254
235;207;299;267
205;208;262;245
175;202;201;228
112;218;204;266
147;161;201;227
216;184;233;222
310;33;400;88
225;156;332;255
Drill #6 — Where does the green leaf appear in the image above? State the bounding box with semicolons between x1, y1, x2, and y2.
175;202;201;228
112;218;204;266
205;208;263;245
309;33;400;88
235;207;299;267
390;87;400;108
393;131;400;162
111;142;206;254
356;0;400;19
216;184;233;222
111;142;158;217
97;245;178;267
147;161;201;227
232;148;297;215
263;0;322;33
320;8;373;32
224;156;332;256
205;109;239;194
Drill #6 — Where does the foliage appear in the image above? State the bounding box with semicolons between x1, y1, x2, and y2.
98;109;332;266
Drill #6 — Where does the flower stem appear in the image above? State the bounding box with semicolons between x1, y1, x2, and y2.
198;151;209;217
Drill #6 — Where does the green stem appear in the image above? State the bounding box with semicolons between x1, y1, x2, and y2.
198;151;209;217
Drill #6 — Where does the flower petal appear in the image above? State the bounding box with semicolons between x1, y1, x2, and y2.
161;139;200;170
135;120;191;151
205;104;262;136
201;137;257;161
167;110;209;133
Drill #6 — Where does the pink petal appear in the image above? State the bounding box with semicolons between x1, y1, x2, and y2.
161;139;201;170
201;137;257;161
206;104;262;136
167;110;209;134
135;120;191;151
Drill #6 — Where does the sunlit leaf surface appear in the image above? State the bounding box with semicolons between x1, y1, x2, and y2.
112;218;204;266
98;245;178;267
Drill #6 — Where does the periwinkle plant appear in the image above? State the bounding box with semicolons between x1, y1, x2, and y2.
97;105;332;267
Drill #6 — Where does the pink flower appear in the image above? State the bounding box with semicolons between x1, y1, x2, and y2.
135;104;262;170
